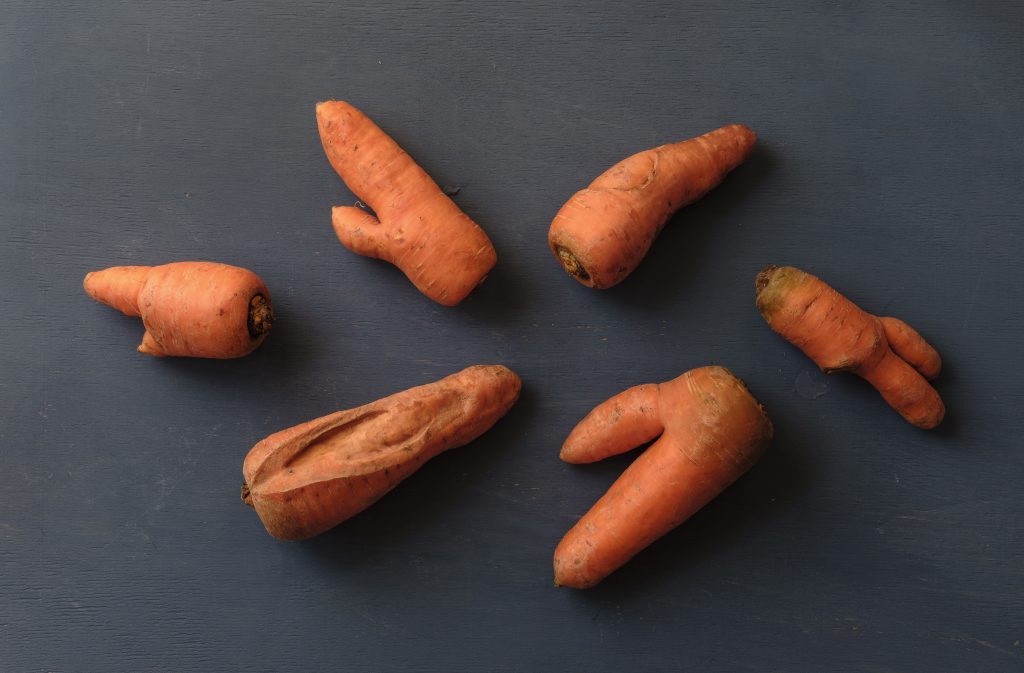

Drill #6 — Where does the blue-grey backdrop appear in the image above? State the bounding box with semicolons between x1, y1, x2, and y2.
2;1;1022;671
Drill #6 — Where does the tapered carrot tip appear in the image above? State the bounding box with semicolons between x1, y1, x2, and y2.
137;331;166;357
83;265;152;317
756;265;945;429
85;261;273;358
553;366;772;588
549;124;756;289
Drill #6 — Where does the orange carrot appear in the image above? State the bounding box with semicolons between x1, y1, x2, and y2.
316;101;497;306
242;365;521;541
84;261;272;358
554;366;772;588
756;265;944;429
548;124;756;289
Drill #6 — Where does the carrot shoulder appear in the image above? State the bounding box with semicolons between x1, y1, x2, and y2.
554;366;772;588
316;101;497;306
242;365;521;541
755;265;944;429
548;124;756;289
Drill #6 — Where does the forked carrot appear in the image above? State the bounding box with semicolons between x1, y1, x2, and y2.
756;265;944;429
317;101;497;306
554;366;772;588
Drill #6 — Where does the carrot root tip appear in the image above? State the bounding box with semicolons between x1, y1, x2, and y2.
137;331;167;357
248;294;274;339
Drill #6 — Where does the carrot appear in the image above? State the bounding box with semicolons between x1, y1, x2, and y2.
755;265;944;429
83;261;272;358
242;365;521;540
316;101;497;306
548;124;756;289
554;366;772;588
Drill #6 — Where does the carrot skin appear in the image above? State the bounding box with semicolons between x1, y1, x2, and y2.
317;101;497;306
755;265;944;429
548;124;756;289
554;366;772;589
242;365;521;541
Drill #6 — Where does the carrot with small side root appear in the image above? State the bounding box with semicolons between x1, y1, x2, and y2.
554;366;772;588
242;365;521;541
548;124;756;289
316;101;497;306
755;265;944;429
84;261;273;358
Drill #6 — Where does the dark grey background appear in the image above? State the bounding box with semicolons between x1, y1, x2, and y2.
2;1;1022;671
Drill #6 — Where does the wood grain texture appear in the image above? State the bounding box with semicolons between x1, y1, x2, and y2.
1;0;1022;671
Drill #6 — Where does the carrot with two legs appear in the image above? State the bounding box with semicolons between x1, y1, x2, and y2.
554;366;773;588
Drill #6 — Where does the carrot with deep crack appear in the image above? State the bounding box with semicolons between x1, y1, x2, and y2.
242;365;521;540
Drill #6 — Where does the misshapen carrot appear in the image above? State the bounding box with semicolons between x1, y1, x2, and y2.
242;365;521;541
548;124;756;289
84;262;272;358
554;366;772;588
755;265;944;429
316;101;497;306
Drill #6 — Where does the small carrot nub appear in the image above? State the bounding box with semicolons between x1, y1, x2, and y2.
248;295;274;339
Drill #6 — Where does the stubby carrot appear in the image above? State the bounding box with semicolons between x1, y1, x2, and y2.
548;124;756;289
554;366;772;588
83;262;272;358
316;101;497;306
755;265;944;429
242;365;521;541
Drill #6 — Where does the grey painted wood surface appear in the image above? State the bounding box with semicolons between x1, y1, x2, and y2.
2;1;1022;671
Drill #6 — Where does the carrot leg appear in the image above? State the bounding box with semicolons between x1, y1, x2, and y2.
82;266;151;316
555;433;695;588
859;350;944;429
331;206;395;263
880;316;942;380
560;384;663;464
